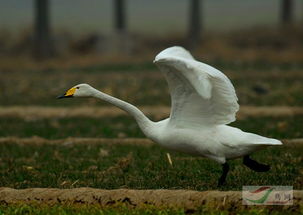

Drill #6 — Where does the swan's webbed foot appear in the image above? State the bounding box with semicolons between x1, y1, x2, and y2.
217;162;229;187
243;155;270;172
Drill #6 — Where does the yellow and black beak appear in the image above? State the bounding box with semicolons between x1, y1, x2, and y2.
57;87;76;99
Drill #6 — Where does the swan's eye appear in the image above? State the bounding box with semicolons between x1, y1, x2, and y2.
76;87;80;89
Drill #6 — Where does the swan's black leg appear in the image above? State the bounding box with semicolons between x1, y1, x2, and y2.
243;155;270;172
218;162;229;187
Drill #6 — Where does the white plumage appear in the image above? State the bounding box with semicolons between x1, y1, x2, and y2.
154;47;239;127
58;46;282;185
152;47;281;163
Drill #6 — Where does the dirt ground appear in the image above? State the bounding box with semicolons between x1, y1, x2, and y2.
0;188;302;210
0;106;303;121
0;137;302;146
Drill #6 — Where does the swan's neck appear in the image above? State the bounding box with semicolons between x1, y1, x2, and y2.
91;89;156;138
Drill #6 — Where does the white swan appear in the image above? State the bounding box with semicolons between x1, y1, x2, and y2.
57;46;282;186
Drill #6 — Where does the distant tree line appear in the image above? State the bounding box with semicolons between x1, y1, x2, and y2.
34;0;295;59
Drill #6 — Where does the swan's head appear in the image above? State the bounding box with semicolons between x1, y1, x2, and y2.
57;83;96;99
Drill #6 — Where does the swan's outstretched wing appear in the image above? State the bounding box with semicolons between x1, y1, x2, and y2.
154;46;239;127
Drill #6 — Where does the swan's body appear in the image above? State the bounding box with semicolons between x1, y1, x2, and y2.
58;46;282;185
150;122;280;164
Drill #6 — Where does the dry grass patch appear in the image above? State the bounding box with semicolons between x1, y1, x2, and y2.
0;106;303;120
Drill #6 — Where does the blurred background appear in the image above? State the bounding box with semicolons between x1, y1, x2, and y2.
1;0;303;194
0;0;303;138
0;0;302;62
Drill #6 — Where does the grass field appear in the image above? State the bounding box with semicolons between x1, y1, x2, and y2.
1;203;300;215
1;61;303;107
0;204;189;215
0;115;302;139
0;138;302;190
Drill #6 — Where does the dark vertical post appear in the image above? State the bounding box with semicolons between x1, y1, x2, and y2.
34;0;53;59
114;0;126;33
281;0;293;25
112;0;130;54
188;0;202;49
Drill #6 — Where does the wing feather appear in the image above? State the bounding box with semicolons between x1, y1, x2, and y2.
154;46;239;127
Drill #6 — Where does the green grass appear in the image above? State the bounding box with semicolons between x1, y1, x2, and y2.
0;116;143;139
0;204;301;215
0;139;302;190
1;62;303;106
0;204;183;215
0;115;302;139
0;114;301;190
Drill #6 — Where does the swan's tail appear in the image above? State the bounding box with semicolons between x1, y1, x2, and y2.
246;133;283;146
